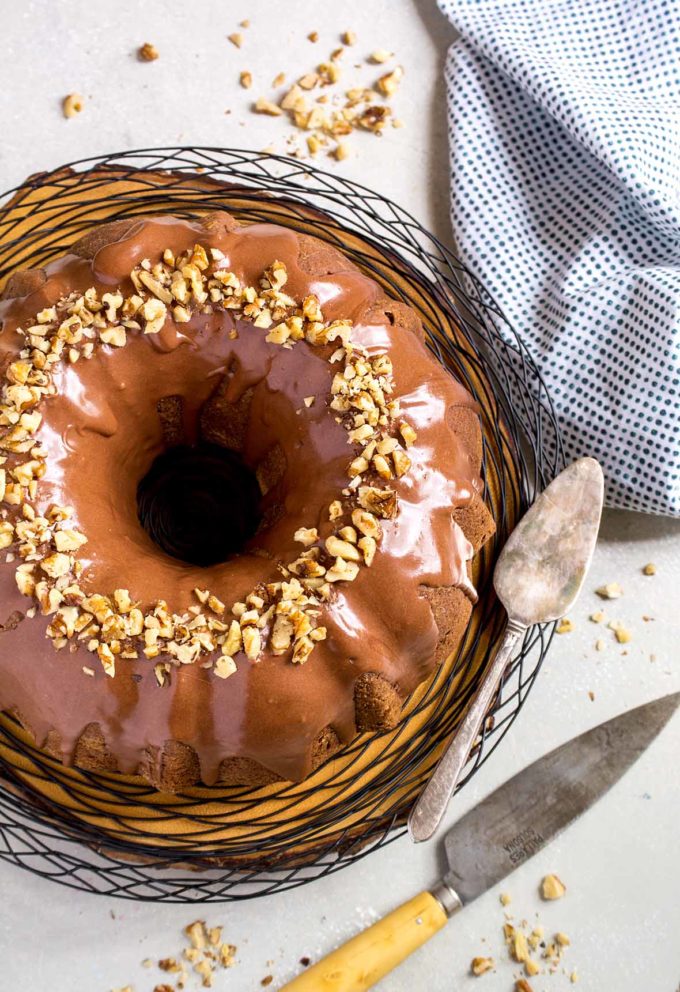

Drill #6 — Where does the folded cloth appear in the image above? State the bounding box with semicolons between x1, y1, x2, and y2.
438;0;680;515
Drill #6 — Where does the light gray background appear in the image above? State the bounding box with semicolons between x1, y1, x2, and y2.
0;2;679;990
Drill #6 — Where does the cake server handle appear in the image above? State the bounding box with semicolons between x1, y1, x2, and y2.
407;617;525;843
279;888;457;991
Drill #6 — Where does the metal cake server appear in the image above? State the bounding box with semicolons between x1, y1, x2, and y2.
281;692;680;991
409;456;605;843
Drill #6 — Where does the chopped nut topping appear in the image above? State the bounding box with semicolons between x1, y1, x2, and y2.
307;31;319;42
62;93;84;118
228;32;243;48
556;617;573;634
138;42;159;61
4;247;413;677
342;30;356;46
239;71;253;89
642;562;656;575
370;48;392;63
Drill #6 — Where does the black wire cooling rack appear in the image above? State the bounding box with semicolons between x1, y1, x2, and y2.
0;147;565;901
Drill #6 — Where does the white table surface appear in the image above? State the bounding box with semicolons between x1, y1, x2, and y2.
1;2;679;990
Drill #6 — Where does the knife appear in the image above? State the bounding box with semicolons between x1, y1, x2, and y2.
409;456;605;842
280;692;680;991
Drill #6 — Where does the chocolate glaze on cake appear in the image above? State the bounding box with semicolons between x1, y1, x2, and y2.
0;211;495;791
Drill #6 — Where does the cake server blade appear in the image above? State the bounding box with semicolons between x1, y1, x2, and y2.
409;456;605;842
280;693;680;992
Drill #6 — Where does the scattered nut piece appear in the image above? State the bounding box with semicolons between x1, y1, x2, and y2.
272;72;286;88
138;42;159;61
240;71;253;89
307;31;319;42
370;48;392;63
342;30;356;46
540;874;566;900
595;637;605;651
556;617;573;634
596;582;623;599
511;931;530;963
254;97;283;116
642;562;656;575
470;956;494;976
228;32;243;48
590;609;605;623
376;66;403;97
515;981;534;992
499;891;511;906
62;93;84;118
334;142;350;161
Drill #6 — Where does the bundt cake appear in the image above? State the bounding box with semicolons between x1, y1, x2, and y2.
0;210;495;791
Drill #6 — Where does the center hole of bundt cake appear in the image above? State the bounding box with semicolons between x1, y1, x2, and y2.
136;443;262;567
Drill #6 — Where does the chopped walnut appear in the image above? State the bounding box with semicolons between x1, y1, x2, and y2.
470;956;494;976
138;42;159;61
240;71;253;89
227;32;243;48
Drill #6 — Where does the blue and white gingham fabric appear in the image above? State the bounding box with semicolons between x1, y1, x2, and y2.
438;0;680;515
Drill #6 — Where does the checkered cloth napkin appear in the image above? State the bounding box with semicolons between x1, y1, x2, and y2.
438;0;680;515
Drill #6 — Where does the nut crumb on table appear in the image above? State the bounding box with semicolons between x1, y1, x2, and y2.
138;42;159;61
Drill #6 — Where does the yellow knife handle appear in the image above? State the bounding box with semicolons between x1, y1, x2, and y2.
279;890;449;992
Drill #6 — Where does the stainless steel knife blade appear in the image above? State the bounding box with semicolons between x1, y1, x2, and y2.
439;692;680;904
280;693;679;992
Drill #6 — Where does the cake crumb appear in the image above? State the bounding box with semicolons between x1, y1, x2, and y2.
642;562;656;575
470;956;494;975
138;42;159;61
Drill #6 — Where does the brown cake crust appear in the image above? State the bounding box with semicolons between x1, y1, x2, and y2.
0;210;495;792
